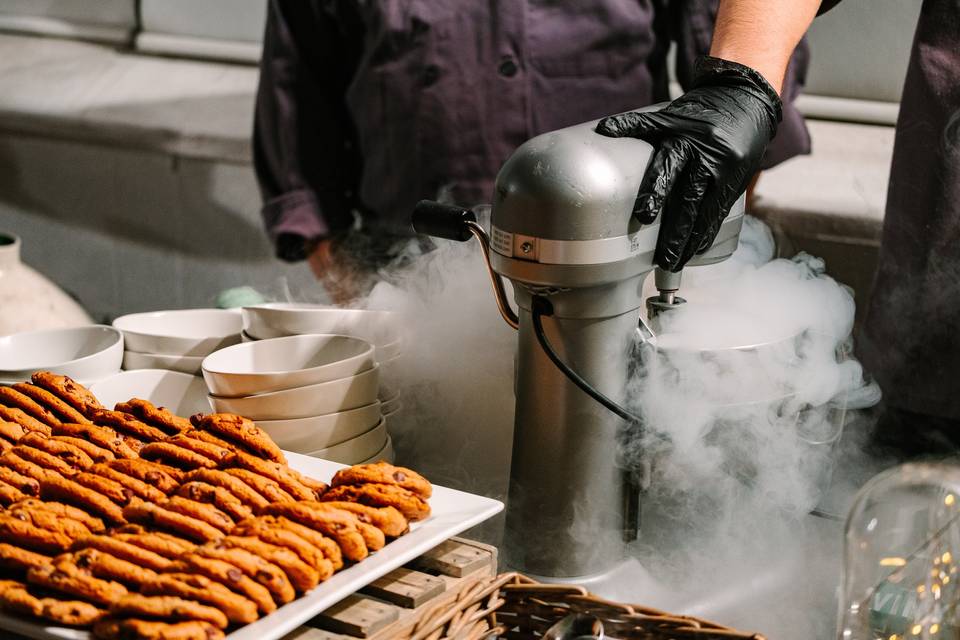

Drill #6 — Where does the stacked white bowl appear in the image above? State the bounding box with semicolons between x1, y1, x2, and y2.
90;369;210;417
241;302;403;422
201;334;390;464
0;325;123;385
113;309;243;376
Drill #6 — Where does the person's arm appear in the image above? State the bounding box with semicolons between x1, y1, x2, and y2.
596;0;823;272
253;1;361;264
710;0;822;94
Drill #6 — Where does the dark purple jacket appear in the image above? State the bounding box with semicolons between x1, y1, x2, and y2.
254;0;811;260
859;0;960;419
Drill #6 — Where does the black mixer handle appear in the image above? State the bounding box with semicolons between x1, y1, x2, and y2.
411;200;476;242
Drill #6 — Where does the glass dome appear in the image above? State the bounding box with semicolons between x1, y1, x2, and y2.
838;463;960;639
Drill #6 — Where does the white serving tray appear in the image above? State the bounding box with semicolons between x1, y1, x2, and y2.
0;452;504;640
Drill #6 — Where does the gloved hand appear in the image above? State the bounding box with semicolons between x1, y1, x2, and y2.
596;56;782;272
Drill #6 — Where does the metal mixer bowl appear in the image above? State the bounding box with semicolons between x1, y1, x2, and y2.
638;328;856;504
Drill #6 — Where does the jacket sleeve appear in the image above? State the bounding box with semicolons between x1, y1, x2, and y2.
253;0;362;261
818;0;845;15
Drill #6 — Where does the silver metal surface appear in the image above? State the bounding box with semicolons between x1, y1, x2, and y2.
488;108;744;578
490;224;659;265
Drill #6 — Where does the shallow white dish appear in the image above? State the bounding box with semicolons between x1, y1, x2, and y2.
123;350;203;375
255;401;382;453
0;452;503;640
243;303;399;346
305;418;388;464
202;334;375;398
0;325;123;381
360;435;395;464
208;365;380;420
113;308;242;356
89;369;209;416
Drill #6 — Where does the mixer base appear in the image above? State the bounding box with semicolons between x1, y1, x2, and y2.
517;557;664;598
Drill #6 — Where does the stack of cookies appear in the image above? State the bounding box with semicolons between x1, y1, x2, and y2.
0;372;432;640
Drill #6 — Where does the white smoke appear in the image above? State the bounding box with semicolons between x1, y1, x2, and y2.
616;216;881;638
362;230;517;542
278;214;882;638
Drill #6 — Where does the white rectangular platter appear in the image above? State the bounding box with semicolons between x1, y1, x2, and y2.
0;451;504;640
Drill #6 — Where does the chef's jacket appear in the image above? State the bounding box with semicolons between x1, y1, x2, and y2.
859;0;960;420
253;0;812;259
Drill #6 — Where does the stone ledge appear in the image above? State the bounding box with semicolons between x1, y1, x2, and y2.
753;119;894;240
0;32;256;163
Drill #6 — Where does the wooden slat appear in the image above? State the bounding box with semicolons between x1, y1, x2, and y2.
411;539;492;578
282;627;356;640
360;567;446;608
314;594;399;638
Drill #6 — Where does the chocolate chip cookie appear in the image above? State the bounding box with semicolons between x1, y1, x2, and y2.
27;557;127;607
11;384;90;425
262;502;368;562
182;470;268;512
0;406;51;436
113;398;191;435
72;535;171;572
175;481;252;523
192;413;285;464
141;573;258;625
109;593;228;629
31;372;103;417
322;483;431;521
191;545;294;605
220;536;322;591
123;500;224;543
0;579;103;626
166;554;275;615
330;461;432;498
0;387;61;428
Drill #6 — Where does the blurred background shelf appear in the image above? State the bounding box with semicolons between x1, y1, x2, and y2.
0;0;917;325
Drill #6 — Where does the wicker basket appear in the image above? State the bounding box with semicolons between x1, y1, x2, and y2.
403;572;766;640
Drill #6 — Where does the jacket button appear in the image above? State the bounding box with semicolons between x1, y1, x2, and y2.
498;57;518;77
422;65;440;87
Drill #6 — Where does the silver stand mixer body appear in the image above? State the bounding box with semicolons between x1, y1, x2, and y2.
488;113;745;578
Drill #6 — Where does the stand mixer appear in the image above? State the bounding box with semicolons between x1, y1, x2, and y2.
412;108;745;580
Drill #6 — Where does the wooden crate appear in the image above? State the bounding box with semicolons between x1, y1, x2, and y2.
283;538;498;640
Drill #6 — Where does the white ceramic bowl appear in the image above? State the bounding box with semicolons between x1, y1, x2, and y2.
240;331;257;343
379;355;401;398
359;435;395;464
255;401;382;452
123;351;203;375
242;303;399;346
382;396;402;417
90;369;209;416
201;334;375;398
113;309;241;357
207;365;380;420
0;325;123;380
305;418;388;464
375;339;402;362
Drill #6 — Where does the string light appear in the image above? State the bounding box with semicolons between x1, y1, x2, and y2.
881;557;908;567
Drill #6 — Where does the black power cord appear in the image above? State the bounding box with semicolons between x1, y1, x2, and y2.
530;296;642;424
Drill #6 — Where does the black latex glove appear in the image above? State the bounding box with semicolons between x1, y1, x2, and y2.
596;56;782;272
